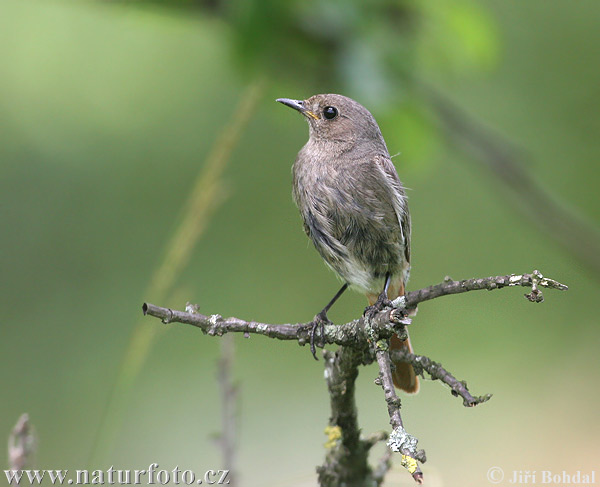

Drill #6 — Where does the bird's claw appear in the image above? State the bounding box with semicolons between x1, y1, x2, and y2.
363;291;393;320
306;311;331;360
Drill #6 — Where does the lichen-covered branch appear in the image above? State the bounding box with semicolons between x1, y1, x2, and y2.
318;347;375;487
143;271;566;347
142;269;567;486
405;270;567;307
142;302;408;347
391;349;492;407
375;346;425;484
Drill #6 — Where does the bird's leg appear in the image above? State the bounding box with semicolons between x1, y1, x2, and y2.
305;283;348;360
364;273;394;319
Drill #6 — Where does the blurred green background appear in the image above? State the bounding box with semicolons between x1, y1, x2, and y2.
1;0;599;485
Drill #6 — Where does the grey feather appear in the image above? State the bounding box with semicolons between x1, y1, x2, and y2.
288;94;410;295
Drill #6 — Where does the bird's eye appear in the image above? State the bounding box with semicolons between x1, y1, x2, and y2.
323;106;338;120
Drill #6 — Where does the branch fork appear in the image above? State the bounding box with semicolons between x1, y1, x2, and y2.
142;270;567;485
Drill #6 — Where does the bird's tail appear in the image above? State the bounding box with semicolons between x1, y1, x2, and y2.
390;331;419;394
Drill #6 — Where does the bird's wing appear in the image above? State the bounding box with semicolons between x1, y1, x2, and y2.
373;154;411;265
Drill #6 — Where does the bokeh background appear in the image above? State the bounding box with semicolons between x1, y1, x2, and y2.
1;0;599;485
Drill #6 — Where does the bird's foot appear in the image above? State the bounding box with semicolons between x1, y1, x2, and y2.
364;291;393;321
304;310;332;360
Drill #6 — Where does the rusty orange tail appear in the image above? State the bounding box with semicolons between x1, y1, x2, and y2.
390;332;419;393
367;280;419;394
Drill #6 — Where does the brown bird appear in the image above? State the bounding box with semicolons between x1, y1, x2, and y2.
277;94;418;393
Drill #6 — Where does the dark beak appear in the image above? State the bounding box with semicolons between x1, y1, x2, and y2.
276;98;305;112
276;98;318;120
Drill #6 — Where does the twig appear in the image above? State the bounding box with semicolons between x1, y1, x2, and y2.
89;78;266;467
405;270;567;307
374;348;404;430
8;414;37;486
391;349;492;407
363;431;392;486
374;347;425;484
372;447;392;486
142;269;567;485
143;302;406;346
217;334;238;487
143;271;567;345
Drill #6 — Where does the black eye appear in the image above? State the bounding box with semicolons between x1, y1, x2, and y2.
323;106;338;120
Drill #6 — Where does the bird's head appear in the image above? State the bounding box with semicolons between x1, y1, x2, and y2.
277;94;386;151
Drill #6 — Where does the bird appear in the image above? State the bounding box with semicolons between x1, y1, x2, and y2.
277;94;418;393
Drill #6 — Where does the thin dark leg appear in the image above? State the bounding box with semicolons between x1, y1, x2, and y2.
308;283;349;360
320;283;349;317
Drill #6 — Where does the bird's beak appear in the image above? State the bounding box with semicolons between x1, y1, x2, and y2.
276;98;319;120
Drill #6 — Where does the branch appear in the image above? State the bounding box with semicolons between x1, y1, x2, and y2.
143;270;567;343
142;302;409;346
89;78;266;467
216;334;238;486
405;270;567;307
375;346;425;484
390;349;492;407
371;443;392;486
318;347;374;486
142;269;567;485
8;414;37;486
